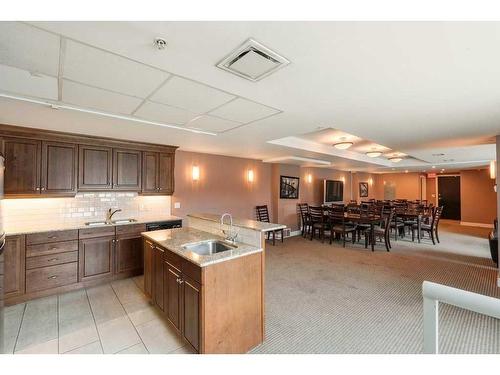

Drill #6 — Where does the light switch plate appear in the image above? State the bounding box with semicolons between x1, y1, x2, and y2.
174;202;181;209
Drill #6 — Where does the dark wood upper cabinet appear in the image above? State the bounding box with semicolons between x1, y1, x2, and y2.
113;149;142;191
142;151;175;195
41;141;78;195
1;137;41;196
78;145;113;190
142;152;159;193
158;153;175;194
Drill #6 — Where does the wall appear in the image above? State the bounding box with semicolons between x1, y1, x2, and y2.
2;192;171;232
171;150;272;220
375;172;422;200
460;169;497;225
352;172;377;201
426;177;437;205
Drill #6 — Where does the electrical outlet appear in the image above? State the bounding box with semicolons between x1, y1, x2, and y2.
174;202;181;209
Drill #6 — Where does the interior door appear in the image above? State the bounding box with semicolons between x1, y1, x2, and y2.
437;176;461;220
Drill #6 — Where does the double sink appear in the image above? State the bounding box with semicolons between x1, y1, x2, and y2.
85;218;138;226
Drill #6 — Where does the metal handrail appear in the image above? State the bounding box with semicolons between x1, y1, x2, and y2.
422;281;500;354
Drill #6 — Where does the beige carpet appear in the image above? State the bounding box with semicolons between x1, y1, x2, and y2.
251;221;499;354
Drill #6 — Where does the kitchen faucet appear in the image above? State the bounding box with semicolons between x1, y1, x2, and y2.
220;213;238;244
106;208;122;224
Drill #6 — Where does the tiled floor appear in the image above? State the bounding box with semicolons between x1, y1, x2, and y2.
3;276;195;354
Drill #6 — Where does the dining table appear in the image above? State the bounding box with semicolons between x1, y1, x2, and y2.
344;213;382;251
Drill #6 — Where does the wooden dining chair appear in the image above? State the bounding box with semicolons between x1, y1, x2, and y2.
256;205;284;246
411;206;443;244
309;206;329;242
364;208;394;252
297;203;311;238
328;205;357;247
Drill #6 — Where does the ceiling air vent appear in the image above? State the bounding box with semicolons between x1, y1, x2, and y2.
216;38;290;82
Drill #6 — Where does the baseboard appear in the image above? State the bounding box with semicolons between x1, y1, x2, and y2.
460;221;494;229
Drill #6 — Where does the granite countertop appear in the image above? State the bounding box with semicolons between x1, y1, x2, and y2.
141;227;262;267
4;215;183;236
188;213;287;233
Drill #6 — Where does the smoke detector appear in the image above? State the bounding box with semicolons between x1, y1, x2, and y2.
216;38;290;81
154;37;167;50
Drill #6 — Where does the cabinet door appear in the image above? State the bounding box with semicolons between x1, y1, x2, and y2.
78;145;113;190
164;263;181;331
113;149;142;191
143;239;154;298
78;236;115;282
153;246;164;310
142;152;159;193
1;137;41;196
4;235;26;298
182;276;200;351
115;233;143;275
158;153;174;194
41;141;77;195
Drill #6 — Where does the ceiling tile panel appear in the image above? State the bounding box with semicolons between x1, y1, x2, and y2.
209;98;280;123
187;115;241;133
150;76;235;113
134;101;196;125
0;22;60;76
62;80;143;115
63;40;170;98
0;64;58;100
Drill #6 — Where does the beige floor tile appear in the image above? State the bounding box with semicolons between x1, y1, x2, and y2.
87;284;127;324
97;316;141;354
15;296;58;352
116;342;149;354
63;341;103;354
123;300;162;327
3;303;26;354
111;278;147;305
171;345;196;354
136;318;185;354
58;289;99;353
15;339;58;354
132;275;145;292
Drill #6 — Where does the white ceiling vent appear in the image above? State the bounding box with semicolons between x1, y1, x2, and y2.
216;39;290;82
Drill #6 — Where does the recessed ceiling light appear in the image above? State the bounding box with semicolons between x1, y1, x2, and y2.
366;151;382;158
333;141;353;150
389;157;403;163
432;166;436;169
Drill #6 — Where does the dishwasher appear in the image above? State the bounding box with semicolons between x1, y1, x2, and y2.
145;220;182;231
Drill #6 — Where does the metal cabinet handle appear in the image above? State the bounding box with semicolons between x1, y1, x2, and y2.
48;236;57;239
48;275;57;280
47;258;58;262
177;278;184;284
36;187;40;191
41;187;45;191
157;247;164;253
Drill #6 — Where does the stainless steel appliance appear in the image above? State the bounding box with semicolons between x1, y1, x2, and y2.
145;220;182;231
0;155;4;354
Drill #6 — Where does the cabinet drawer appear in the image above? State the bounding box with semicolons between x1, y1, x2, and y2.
26;251;78;270
164;248;182;272
182;259;201;284
116;223;146;235
26;240;78;258
79;226;116;239
26;262;78;293
26;229;78;245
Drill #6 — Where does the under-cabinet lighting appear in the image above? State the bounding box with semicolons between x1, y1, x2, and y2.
192;166;200;181
0;93;217;136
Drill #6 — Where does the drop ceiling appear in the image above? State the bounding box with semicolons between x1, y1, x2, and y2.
0;21;499;173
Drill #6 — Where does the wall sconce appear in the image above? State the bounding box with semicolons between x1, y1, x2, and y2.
490;160;496;180
341;176;346;183
306;174;312;184
192;165;200;181
368;178;373;186
247;169;254;183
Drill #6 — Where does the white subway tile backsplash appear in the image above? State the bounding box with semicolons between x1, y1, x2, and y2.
2;193;171;230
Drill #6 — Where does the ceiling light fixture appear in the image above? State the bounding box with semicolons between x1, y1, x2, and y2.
333;141;353;150
366;151;382;158
0;93;217;136
154;37;167;50
389;157;403;163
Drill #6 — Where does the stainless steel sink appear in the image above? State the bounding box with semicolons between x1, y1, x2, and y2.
182;240;236;255
85;218;137;226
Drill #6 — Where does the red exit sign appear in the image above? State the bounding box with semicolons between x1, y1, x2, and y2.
427;173;437;178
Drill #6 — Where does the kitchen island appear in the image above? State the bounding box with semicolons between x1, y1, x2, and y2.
141;213;285;354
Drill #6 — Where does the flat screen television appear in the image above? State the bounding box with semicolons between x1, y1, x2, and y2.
324;180;344;204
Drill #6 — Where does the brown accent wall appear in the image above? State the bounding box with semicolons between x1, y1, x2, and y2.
375;172;422;200
460;169;497;225
352;172;377;201
171;151;272;220
426;177;437;206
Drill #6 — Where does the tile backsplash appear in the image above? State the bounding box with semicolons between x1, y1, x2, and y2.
2;192;172;230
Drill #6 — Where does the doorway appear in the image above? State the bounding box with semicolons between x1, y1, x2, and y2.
437;175;461;220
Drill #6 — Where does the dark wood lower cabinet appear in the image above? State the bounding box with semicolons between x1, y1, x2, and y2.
183;276;200;351
4;235;26;298
143;239;154;298
115;233;143;275
164;262;182;331
79;236;115;282
153;245;164;311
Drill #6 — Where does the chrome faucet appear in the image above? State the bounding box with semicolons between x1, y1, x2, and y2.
106;208;122;224
220;213;238;243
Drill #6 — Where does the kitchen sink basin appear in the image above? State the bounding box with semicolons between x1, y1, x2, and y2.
183;240;236;255
85;218;137;226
